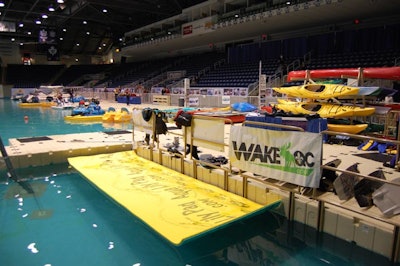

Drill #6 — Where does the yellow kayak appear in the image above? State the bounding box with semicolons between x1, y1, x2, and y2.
19;102;56;108
64;115;103;123
327;123;368;134
275;99;375;118
273;84;359;99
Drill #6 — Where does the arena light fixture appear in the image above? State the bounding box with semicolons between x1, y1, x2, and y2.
48;6;55;12
0;2;4;8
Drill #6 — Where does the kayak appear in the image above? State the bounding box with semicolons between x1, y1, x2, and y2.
19;102;56;108
64;115;103;123
287;67;400;81
193;111;246;123
273;84;359;99
327;123;368;134
275;99;375;118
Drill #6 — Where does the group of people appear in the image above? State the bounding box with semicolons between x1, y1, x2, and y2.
113;87;138;106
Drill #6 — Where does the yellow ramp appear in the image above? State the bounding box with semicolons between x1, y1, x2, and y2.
68;151;280;245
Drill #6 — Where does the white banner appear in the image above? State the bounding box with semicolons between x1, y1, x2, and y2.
186;118;225;152
229;126;322;188
182;17;214;38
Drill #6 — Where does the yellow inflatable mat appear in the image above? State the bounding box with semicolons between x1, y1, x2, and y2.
68;151;280;245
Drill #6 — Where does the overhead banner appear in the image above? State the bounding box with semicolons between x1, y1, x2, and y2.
0;22;16;32
182;17;214;38
229;126;322;188
47;45;60;61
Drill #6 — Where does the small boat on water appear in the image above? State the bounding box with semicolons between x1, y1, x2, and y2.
64;114;103;123
273;84;360;99
19;101;56;108
71;103;105;116
51;101;75;110
102;107;132;123
275;99;375;118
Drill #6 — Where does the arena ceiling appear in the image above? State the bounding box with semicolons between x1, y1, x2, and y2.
0;0;399;59
0;0;207;56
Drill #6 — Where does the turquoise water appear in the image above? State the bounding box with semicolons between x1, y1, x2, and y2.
0;100;129;146
0;99;396;265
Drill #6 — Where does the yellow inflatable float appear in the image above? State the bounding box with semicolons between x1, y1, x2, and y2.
68;151;280;245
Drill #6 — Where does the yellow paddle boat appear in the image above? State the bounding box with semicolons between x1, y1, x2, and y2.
102;107;131;123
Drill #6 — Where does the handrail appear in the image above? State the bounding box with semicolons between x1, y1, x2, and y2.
242;120;305;132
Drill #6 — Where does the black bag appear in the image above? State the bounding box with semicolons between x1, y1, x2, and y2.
155;112;168;135
175;112;192;127
142;108;153;122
